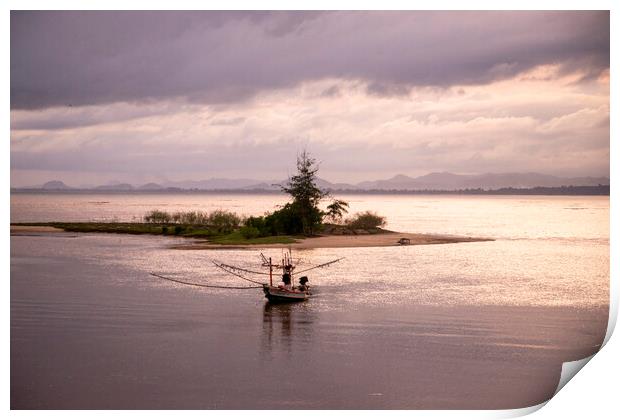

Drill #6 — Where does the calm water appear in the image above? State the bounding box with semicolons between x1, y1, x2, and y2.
11;193;609;408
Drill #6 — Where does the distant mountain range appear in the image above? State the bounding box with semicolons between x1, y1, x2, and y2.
350;172;610;190
14;172;609;192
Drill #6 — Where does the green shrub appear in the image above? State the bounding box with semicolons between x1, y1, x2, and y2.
239;226;260;239
245;215;272;237
161;226;169;234
245;216;264;229
174;225;184;235
346;211;387;230
187;228;214;237
178;211;209;225
143;209;240;230
264;202;323;236
144;210;172;223
208;210;241;233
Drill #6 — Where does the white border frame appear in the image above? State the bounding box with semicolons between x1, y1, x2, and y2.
4;2;616;419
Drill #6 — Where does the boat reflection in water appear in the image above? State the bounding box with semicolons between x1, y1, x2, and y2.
261;301;316;358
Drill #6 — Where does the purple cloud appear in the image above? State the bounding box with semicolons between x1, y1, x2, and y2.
11;11;609;110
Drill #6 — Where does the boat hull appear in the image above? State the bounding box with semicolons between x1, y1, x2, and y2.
263;285;309;303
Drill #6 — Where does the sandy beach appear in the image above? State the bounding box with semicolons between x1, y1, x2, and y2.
10;225;492;249
171;232;492;250
10;225;64;234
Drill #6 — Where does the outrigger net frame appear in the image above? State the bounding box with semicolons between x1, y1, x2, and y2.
151;254;345;290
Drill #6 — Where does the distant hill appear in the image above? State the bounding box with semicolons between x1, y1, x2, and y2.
164;178;278;190
241;177;356;191
138;183;164;191
12;172;610;193
314;177;357;191
94;183;134;191
41;180;72;190
358;174;425;190
460;173;609;190
354;172;610;191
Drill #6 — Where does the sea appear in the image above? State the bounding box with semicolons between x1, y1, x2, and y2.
10;193;610;409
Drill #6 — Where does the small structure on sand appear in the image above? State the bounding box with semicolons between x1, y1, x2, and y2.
397;237;411;245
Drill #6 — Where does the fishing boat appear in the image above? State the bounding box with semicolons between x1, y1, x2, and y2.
262;285;309;303
151;250;343;304
260;252;312;303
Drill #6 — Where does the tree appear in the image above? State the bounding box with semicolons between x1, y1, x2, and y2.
280;151;328;235
325;199;349;223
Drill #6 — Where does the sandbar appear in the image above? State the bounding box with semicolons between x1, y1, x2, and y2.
11;225;492;249
171;232;492;250
11;225;64;234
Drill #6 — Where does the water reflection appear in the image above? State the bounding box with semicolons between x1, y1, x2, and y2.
261;302;315;358
10;220;610;408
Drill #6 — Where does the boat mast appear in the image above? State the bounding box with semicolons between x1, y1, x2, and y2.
269;257;273;287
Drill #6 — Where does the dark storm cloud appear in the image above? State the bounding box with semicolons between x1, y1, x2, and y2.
11;11;609;110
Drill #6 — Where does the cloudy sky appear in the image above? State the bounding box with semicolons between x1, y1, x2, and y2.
10;11;609;186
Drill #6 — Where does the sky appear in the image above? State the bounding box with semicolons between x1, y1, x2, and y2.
10;11;610;187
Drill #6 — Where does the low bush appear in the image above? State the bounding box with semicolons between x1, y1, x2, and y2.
175;211;209;225
245;215;272;237
245;203;324;236
239;226;260;239
144;210;172;223
346;211;387;230
143;209;241;232
187;228;214;237
208;210;241;233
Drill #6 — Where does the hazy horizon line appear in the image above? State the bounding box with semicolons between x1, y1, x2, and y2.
10;170;611;190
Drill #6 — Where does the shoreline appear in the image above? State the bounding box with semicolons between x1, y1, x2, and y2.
170;232;491;250
11;225;65;233
10;187;610;196
11;225;492;249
